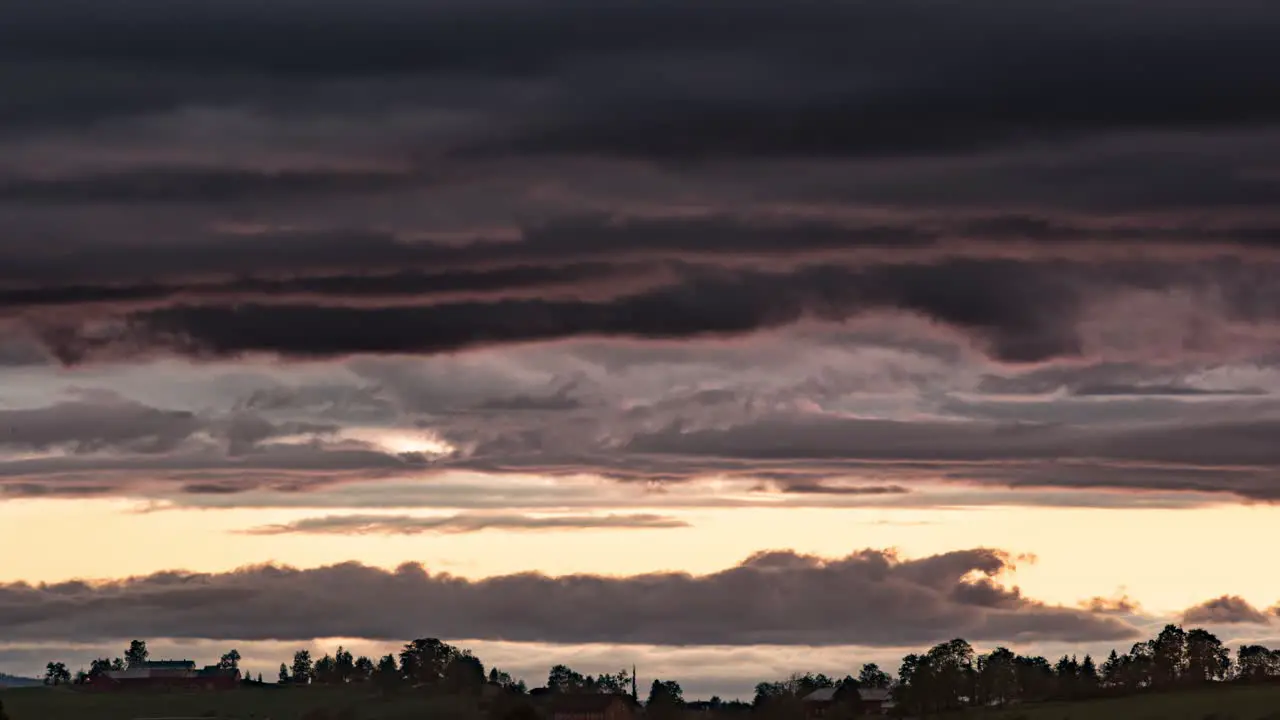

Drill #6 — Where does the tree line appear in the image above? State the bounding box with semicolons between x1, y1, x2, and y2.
886;625;1278;716
37;625;1280;717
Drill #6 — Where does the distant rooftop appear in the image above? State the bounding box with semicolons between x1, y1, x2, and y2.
801;688;838;703
140;660;196;669
859;688;891;702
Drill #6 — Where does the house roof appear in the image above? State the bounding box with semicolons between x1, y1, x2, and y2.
801;688;838;703
801;687;892;704
549;693;631;712
141;660;196;669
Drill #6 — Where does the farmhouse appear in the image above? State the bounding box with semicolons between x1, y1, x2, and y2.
800;686;893;717
87;660;240;692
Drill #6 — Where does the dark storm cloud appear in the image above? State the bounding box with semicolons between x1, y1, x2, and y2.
1181;596;1273;625
0;261;660;312
0;397;200;454
0;395;339;459
2;0;1279;160
623;416;1280;471
0;443;430;497
2;0;1280;515
0;548;1137;646
0;167;419;204
23;260;1085;365
242;512;689;535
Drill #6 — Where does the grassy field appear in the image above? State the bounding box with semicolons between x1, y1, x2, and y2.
6;683;1280;720
0;684;486;720
970;684;1280;720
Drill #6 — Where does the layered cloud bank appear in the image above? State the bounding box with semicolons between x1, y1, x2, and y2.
1;0;1279;369
0;548;1136;646
2;0;1280;664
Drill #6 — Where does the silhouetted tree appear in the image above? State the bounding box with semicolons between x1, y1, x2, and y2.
977;647;1017;706
278;664;290;684
595;668;633;695
335;646;355;683
446;653;487;693
922;639;975;712
647;679;685;720
0;698;9;720
110;658;125;672
548;664;589;693
1237;645;1280;681
1151;624;1187;688
1124;641;1155;690
1012;655;1055;701
857;663;891;689
487;667;526;693
1100;649;1123;689
1054;655;1080;698
375;654;401;693
218;649;241;671
88;657;114;679
44;662;71;686
292;650;314;684
399;638;462;686
1185;628;1230;683
1079;654;1100;694
314;654;338;684
354;655;376;682
124;640;149;669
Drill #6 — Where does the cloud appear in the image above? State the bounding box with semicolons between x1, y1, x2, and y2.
613;414;1280;495
0;548;1137;646
0;396;201;454
5;0;1277;159
1181;596;1273;625
1079;595;1142;615
241;512;689;535
776;483;911;496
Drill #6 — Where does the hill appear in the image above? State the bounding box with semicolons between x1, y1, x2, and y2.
0;674;40;689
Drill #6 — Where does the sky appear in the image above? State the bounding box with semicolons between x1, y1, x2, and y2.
3;0;1280;700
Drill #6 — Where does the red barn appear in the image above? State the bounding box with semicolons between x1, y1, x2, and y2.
85;660;240;692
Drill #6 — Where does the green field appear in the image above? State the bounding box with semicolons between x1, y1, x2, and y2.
0;684;487;720
969;684;1280;720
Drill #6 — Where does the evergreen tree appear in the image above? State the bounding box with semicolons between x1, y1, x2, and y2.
1079;654;1100;693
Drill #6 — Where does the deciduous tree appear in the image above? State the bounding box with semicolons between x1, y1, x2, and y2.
44;662;71;686
1185;629;1230;682
857;663;891;689
291;649;314;685
124;640;149;669
218;649;241;671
